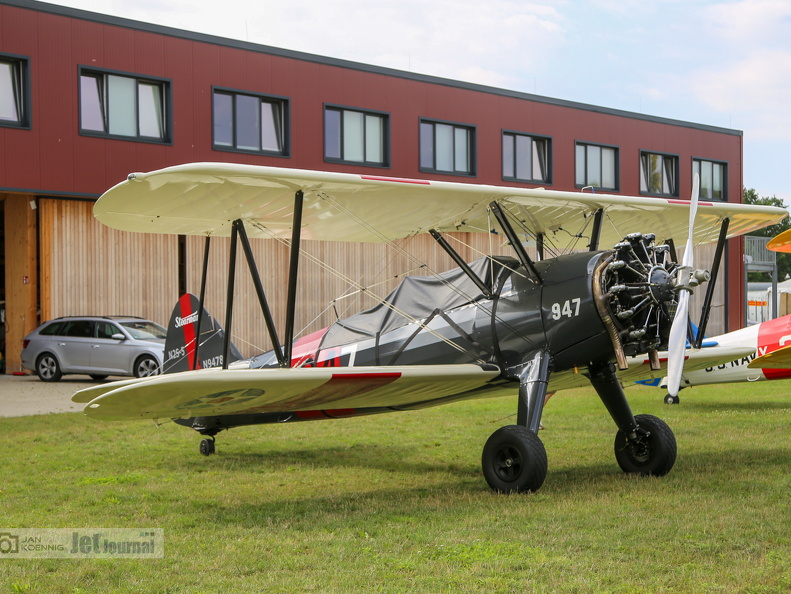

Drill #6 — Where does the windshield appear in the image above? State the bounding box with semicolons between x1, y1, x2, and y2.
120;321;167;340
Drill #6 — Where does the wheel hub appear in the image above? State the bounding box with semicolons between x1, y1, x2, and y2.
496;446;522;480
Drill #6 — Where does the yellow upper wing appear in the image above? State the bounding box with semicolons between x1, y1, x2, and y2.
94;163;787;249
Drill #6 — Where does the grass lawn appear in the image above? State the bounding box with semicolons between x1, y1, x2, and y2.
1;381;790;592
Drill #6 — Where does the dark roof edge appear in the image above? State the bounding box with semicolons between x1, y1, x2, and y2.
1;185;99;200
6;0;742;137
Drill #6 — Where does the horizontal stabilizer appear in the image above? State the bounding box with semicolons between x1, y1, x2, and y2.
72;377;152;403
747;344;791;369
79;364;501;421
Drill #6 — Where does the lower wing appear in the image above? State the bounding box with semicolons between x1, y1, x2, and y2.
74;364;502;420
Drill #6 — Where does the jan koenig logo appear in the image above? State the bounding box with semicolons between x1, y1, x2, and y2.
0;533;20;554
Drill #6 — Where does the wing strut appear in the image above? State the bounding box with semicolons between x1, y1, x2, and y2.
222;222;239;369
588;209;603;251
193;235;211;370
429;229;492;298
235;219;287;368
283;190;304;364
489;201;542;284
694;218;729;349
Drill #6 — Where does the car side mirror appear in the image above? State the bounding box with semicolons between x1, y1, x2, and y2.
111;333;126;341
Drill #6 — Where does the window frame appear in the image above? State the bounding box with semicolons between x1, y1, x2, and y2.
502;130;552;184
0;52;31;129
692;157;728;202
639;150;680;197
78;66;172;144
575;141;619;191
212;86;290;157
419;118;476;177
323;103;390;168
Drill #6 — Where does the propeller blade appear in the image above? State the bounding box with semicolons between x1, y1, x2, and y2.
666;174;700;397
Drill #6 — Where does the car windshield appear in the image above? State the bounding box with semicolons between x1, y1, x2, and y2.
120;321;167;340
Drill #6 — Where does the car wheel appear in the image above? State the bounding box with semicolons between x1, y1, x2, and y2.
134;355;161;378
36;353;62;382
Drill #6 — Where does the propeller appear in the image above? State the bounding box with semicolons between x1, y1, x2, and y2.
666;174;700;397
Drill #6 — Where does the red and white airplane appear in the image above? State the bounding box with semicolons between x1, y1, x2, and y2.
634;314;791;403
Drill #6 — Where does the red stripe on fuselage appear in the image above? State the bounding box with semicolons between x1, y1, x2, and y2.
179;294;198;371
757;316;791;380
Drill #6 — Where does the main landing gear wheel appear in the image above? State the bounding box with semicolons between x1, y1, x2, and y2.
199;438;216;456
614;414;676;476
664;393;680;405
482;425;547;493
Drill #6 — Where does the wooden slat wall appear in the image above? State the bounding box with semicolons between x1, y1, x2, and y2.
688;242;726;337
39;199;178;325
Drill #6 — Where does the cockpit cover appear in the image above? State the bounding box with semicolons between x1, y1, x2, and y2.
319;256;517;349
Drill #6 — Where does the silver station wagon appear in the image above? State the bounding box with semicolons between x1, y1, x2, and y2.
21;316;166;382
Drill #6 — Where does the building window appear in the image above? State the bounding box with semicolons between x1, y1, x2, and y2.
0;54;29;128
324;105;388;166
79;68;170;142
575;142;618;190
420;119;475;175
640;151;679;196
693;159;727;201
213;88;289;156
503;131;551;183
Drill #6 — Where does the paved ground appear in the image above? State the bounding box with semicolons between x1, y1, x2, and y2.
0;373;98;417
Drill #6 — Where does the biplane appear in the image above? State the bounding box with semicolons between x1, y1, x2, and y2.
72;164;786;493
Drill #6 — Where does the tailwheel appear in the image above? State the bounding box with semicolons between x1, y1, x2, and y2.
482;425;547;493
664;393;680;405
614;414;676;476
199;437;216;456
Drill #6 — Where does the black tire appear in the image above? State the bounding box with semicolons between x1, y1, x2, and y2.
614;414;676;476
133;355;160;378
482;425;547;493
199;439;215;456
89;374;109;381
36;353;62;382
664;393;680;405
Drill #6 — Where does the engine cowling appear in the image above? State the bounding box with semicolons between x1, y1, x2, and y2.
594;232;684;369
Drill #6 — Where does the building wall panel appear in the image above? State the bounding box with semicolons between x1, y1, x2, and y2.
39;199;178;325
4;195;38;373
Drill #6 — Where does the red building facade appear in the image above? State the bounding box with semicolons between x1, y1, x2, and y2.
0;0;744;371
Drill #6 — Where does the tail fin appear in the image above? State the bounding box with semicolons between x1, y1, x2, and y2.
163;293;243;374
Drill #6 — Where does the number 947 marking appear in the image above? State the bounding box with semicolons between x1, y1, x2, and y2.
550;298;581;320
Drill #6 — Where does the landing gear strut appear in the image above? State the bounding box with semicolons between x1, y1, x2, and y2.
588;361;677;477
482;351;550;493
